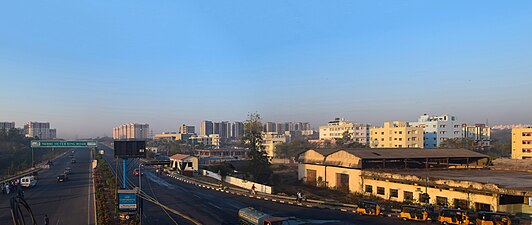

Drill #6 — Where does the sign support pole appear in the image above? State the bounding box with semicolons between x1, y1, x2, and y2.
31;147;34;168
122;158;127;189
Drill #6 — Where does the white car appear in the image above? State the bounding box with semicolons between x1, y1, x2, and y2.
20;176;37;188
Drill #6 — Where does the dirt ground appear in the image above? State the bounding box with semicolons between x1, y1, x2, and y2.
492;158;532;172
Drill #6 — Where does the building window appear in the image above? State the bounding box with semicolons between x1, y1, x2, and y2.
399;131;402;134
436;196;448;206
365;185;373;193
454;199;468;209
377;187;385;195
390;189;398;198
404;191;413;202
475;203;491;211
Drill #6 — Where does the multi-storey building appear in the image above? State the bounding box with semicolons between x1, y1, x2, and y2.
264;122;277;133
232;121;244;139
319;118;370;145
410;114;462;148
370;121;423;148
188;134;220;148
179;124;195;134
262;132;291;158
113;123;149;140
219;121;231;139
24;122;53;139
200;120;213;136
462;123;491;149
0;122;15;130
511;127;532;159
49;129;57;139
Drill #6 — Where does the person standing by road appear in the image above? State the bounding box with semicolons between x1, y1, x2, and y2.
251;184;256;195
44;214;49;225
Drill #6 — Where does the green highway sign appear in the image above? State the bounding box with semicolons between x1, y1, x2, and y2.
31;140;97;148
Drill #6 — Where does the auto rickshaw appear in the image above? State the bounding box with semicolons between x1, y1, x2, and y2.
438;209;471;225
399;205;431;221
355;201;382;216
476;212;510;225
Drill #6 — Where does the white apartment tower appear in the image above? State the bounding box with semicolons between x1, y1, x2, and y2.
319;118;370;145
113;123;150;140
410;114;462;148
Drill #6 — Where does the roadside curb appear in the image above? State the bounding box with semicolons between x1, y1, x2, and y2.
163;173;382;215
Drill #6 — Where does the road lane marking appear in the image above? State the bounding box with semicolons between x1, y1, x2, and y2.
207;202;222;210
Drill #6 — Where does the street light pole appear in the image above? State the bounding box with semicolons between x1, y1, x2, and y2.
138;162;144;225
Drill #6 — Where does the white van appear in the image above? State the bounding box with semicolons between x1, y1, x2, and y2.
20;176;37;188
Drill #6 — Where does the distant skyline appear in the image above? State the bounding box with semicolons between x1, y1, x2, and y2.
1;1;531;138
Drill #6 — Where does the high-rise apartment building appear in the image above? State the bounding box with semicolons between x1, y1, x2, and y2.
265;122;277;133
319;118;371;145
24;122;54;139
264;121;312;135
113;123;149;140
49;129;57;139
370;121;423;148
462;123;491;149
221;121;231;139
0;122;15;130
232;121;244;139
179;124;195;134
410;114;462;148
511;127;532;160
213;122;221;135
200;120;213;136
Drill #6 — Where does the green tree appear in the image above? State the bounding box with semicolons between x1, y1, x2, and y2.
439;138;476;149
334;131;369;148
335;131;351;147
242;113;272;183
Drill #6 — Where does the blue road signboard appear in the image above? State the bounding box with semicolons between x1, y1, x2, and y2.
118;192;137;211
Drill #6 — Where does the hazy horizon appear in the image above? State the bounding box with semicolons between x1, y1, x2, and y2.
1;1;531;139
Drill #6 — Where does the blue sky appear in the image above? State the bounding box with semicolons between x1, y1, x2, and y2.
1;1;531;138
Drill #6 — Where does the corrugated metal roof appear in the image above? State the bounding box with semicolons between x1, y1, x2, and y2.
338;148;488;159
169;153;193;161
299;148;338;157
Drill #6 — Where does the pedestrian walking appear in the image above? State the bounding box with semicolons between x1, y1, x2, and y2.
251;184;256;195
44;214;49;225
296;191;302;203
6;183;10;195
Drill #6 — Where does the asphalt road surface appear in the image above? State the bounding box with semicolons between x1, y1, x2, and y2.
100;144;420;225
0;148;95;225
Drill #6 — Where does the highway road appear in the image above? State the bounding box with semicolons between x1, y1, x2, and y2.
100;144;420;225
0;148;95;225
